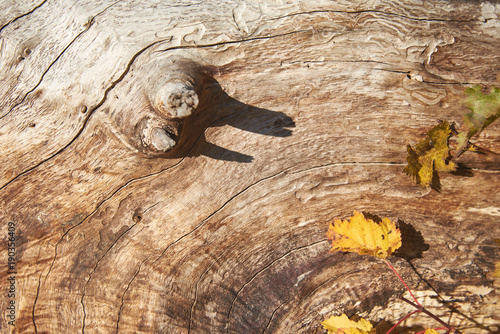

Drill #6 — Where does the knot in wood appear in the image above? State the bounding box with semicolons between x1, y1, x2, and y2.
106;55;207;156
156;81;199;119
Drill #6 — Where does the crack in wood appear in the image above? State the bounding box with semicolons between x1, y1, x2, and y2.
32;271;43;334
43;128;208;283
80;221;139;334
156;28;309;53
289;162;407;176
144;201;160;213
188;247;233;334
164;0;208;8
0;26;407;190
0;2;492;190
79;168;298;330
40;157;456;298
419;79;477;86
290;59;393;66
152;168;292;265
262;291;297;334
1;2;497;332
0;26;90;121
0;0;122;120
282;61;486;86
42;101;288;289
0;0;47;34
296;275;337;310
115;255;150;334
286;60;418;78
0;39;174;191
225;240;326;334
280;267;371;330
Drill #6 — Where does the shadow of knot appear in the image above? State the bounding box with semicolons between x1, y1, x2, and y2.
166;77;296;162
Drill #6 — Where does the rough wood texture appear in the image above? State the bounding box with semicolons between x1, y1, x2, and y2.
1;1;499;333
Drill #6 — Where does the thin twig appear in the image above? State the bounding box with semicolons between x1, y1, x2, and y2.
386;309;422;334
400;297;456;332
384;259;422;307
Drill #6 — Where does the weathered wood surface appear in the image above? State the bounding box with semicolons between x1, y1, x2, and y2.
1;1;499;333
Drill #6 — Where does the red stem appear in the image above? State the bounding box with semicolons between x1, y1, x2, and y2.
400;297;455;332
382;259;456;333
384;259;422;307
386;309;421;334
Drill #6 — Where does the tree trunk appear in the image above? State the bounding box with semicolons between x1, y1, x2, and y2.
1;1;499;333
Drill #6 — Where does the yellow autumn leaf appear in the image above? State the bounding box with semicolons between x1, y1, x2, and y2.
326;211;402;259
424;329;440;334
321;314;374;334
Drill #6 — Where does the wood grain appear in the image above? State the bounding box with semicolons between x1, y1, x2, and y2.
1;1;499;333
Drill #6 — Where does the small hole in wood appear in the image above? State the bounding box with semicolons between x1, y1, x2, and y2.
133;214;142;223
28;122;36;127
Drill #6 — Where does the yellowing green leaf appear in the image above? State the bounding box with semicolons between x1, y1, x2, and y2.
321;314;373;334
404;144;422;180
455;131;469;155
404;121;456;188
456;85;500;156
464;85;500;134
326;211;402;259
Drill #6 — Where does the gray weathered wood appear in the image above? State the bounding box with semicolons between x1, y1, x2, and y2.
1;1;499;333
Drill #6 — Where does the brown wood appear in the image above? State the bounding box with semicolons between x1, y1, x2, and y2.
1;1;499;333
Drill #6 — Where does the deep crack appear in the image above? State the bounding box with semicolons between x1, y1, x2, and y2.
0;0;47;34
0;0;122;120
32;271;42;333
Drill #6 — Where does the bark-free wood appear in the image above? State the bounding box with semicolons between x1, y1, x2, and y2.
1;1;499;333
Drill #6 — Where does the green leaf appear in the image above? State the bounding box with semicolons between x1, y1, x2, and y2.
456;85;500;155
